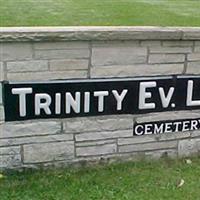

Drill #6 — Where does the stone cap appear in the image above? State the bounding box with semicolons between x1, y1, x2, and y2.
0;26;200;42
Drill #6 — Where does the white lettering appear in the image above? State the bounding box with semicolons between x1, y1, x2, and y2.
94;91;109;112
112;89;128;111
182;121;190;131
84;92;90;113
139;82;156;110
135;125;144;136
159;87;174;108
174;121;182;132
154;123;164;134
35;93;52;115
191;120;198;131
66;92;80;114
12;88;33;117
55;93;61;114
187;80;200;106
144;124;153;135
164;122;173;133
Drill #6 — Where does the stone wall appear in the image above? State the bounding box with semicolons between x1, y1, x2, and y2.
0;27;200;169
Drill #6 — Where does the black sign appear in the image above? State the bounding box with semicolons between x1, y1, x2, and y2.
133;118;200;136
2;75;200;121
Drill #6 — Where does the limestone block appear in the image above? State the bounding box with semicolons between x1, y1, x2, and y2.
1;121;61;138
0;62;4;81
0;43;32;61
140;41;161;47
149;54;185;64
178;139;200;157
7;60;48;72
182;29;200;40
34;41;89;50
75;130;133;142
118;136;156;146
76;143;117;157
49;59;88;71
187;53;200;61
194;46;200;52
162;41;193;47
91;64;184;78
119;141;177;153
0;146;20;155
0;83;2;104
92;41;140;48
118;132;190;146
7;70;87;81
136;111;200;123
145;149;177;159
194;42;200;52
150;47;192;54
0;154;21;168
0;106;4;121
23;141;74;163
76;139;116;147
91;47;147;66
63;115;133;133
0;134;73;147
34;49;89;60
186;61;200;74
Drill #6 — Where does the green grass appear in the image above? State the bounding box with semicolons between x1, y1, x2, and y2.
0;0;200;26
1;158;200;200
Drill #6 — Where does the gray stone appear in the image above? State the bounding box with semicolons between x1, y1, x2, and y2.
190;130;200;138
64;115;133;133
0;106;4;121
178;139;200;157
92;47;147;66
149;54;185;64
49;59;88;71
34;49;89;59
194;41;200;52
90;64;184;78
118;132;191;146
1;121;61;138
118;136;156;146
187;53;200;61
23;141;74;163
92;41;140;47
0;62;4;81
34;41;89;49
150;47;192;54
7;70;87;81
119;141;177;153
76;139;116;147
0;27;187;42
162;41;193;47
0;43;32;61
145;149;177;159
182;28;200;40
194;46;200;52
187;61;200;74
0;83;2;104
0;154;21;168
75;130;133;142
6;60;48;72
140;41;161;47
0;146;20;155
0;134;73;147
76;143;117;157
136;111;200;123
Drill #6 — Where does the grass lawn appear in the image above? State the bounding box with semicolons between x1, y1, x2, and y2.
0;0;200;27
1;158;200;200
